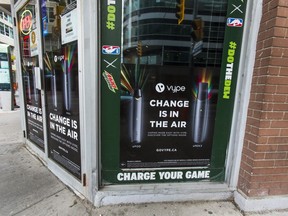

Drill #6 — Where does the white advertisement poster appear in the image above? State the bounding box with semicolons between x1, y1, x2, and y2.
0;69;10;84
61;8;78;45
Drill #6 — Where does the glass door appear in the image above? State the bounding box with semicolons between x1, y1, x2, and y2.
17;0;45;151
15;0;84;194
40;0;82;181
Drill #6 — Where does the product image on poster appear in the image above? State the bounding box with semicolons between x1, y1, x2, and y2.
41;1;81;180
17;2;44;149
119;0;227;169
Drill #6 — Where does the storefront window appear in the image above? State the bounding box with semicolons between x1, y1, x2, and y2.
40;0;81;180
119;0;227;169
101;0;247;184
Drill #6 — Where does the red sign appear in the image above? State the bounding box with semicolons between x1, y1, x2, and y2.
20;10;32;35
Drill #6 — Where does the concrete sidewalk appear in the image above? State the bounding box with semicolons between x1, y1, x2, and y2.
0;109;287;216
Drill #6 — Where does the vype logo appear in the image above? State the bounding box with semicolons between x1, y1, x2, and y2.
155;83;186;93
54;55;65;62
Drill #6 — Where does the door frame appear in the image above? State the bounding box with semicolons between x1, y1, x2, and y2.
12;0;89;199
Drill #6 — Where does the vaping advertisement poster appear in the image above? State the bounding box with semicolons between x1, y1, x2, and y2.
120;65;215;168
101;0;246;183
41;2;81;180
17;3;44;149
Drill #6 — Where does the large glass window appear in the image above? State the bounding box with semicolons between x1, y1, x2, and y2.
101;0;247;184
119;0;227;169
40;0;81;180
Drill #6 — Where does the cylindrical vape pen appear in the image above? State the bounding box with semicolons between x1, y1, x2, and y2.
192;82;209;143
26;73;32;104
63;60;71;112
51;69;57;109
132;89;143;144
32;67;38;104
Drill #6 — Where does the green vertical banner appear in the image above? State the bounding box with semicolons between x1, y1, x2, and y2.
101;0;247;184
101;0;122;182
210;0;247;181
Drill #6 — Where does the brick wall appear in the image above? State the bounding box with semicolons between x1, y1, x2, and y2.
238;0;288;197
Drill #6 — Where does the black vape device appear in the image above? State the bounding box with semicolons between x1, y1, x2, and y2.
51;69;57;109
192;82;209;143
63;60;71;112
32;67;38;104
132;89;143;143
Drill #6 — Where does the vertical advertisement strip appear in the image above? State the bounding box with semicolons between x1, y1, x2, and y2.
41;1;81;180
17;2;44;150
101;0;122;177
210;0;247;180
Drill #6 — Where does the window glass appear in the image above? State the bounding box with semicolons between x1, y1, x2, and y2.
17;1;44;149
120;0;227;168
3;13;8;21
9;27;14;38
0;23;4;35
102;0;247;185
5;25;9;36
40;0;82;180
8;15;13;24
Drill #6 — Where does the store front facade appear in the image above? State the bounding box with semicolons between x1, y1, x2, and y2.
11;0;288;211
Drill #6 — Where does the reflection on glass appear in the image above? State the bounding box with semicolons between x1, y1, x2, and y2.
122;0;227;67
17;0;44;149
41;0;81;180
41;0;78;114
121;0;228;167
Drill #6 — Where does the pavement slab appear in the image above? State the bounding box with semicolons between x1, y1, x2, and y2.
90;201;243;216
0;142;66;216
13;189;89;216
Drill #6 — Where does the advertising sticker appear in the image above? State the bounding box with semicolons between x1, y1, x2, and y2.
61;7;78;45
